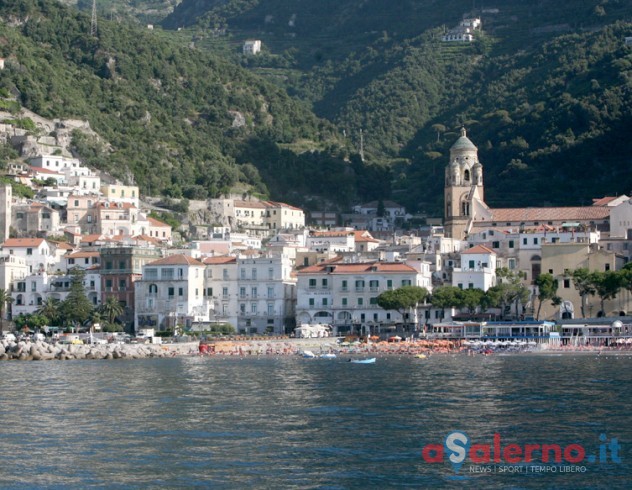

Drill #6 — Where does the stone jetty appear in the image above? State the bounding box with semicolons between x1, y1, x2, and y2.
0;339;200;361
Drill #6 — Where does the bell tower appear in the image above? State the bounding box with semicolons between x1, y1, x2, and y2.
444;128;484;239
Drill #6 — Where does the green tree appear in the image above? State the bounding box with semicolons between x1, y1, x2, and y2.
461;288;485;315
58;269;94;328
591;270;624;317
99;296;124;326
36;297;61;326
0;288;13;333
488;268;529;319
570;268;596;318
376;286;429;325
534;273;558;320
429;286;465;320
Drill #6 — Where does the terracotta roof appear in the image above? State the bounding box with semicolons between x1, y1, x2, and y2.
485;207;610;222
148;254;204;266
54;242;74;250
462;245;495;255
132;234;162;245
298;261;417;274
80;234;103;243
147;217;170;227
592;196;618;206
264;200;303;211
2;238;46;247
354;230;380;243
29;166;63;175
202;256;237;265
234;200;268;209
66;251;100;259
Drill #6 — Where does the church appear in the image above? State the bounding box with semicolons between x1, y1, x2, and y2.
443;128;616;240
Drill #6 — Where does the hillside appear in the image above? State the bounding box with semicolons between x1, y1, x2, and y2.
162;0;632;214
0;0;392;212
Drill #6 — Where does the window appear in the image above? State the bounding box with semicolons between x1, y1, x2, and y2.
178;287;184;297
145;268;158;279
119;261;126;270
523;238;528;245
240;304;246;314
162;269;174;280
508;259;516;270
508;240;515;249
563;279;570;288
119;279;126;290
387;279;393;289
357;298;364;306
468;283;474;289
322;278;328;288
223;269;229;280
241;269;246;280
341;280;348;291
492;241;500;249
268;268;273;279
240;287;246;298
342;298;348;306
458;283;463;289
267;303;274;315
369;297;377;305
355;280;365;291
468;260;475;269
322;298;328;306
167;287;174;297
309;298;315;306
401;280;411;286
309;279;317;289
605;264;610;271
369;280;379;291
206;287;213;297
251;287;257;298
252;268;257;280
533;238;539;245
222;287;228;298
105;279;113;290
31;281;36;292
26;248;33;256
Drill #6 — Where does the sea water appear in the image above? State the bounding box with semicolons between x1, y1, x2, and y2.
0;354;630;488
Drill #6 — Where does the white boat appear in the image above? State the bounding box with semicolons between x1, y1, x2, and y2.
349;358;376;364
320;353;337;359
302;350;316;358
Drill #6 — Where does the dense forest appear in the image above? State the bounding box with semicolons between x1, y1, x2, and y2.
0;0;631;218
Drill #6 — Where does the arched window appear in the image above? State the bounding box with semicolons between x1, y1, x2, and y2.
463;169;470;182
148;284;158;294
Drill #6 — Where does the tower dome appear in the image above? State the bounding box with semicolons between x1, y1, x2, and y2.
450;127;478;152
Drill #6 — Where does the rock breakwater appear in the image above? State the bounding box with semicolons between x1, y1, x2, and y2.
0;339;200;361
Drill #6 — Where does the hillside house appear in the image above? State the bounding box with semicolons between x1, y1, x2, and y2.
243;40;262;55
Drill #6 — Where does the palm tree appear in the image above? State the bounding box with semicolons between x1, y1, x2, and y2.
99;296;124;326
0;288;14;334
36;297;60;326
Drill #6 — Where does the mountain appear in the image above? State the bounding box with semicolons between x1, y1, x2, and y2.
1;0;631;220
0;0;388;212
163;0;632;213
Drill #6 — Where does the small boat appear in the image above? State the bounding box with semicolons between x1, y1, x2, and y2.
320;353;337;359
302;350;316;358
415;354;427;359
349;358;376;364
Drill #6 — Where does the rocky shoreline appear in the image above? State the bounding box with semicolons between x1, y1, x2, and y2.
0;339;200;361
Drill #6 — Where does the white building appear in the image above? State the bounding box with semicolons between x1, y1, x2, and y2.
452;245;497;291
203;254;296;334
1;238;58;274
11;270;101;318
296;259;431;336
134;254;209;331
243;40;262;55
